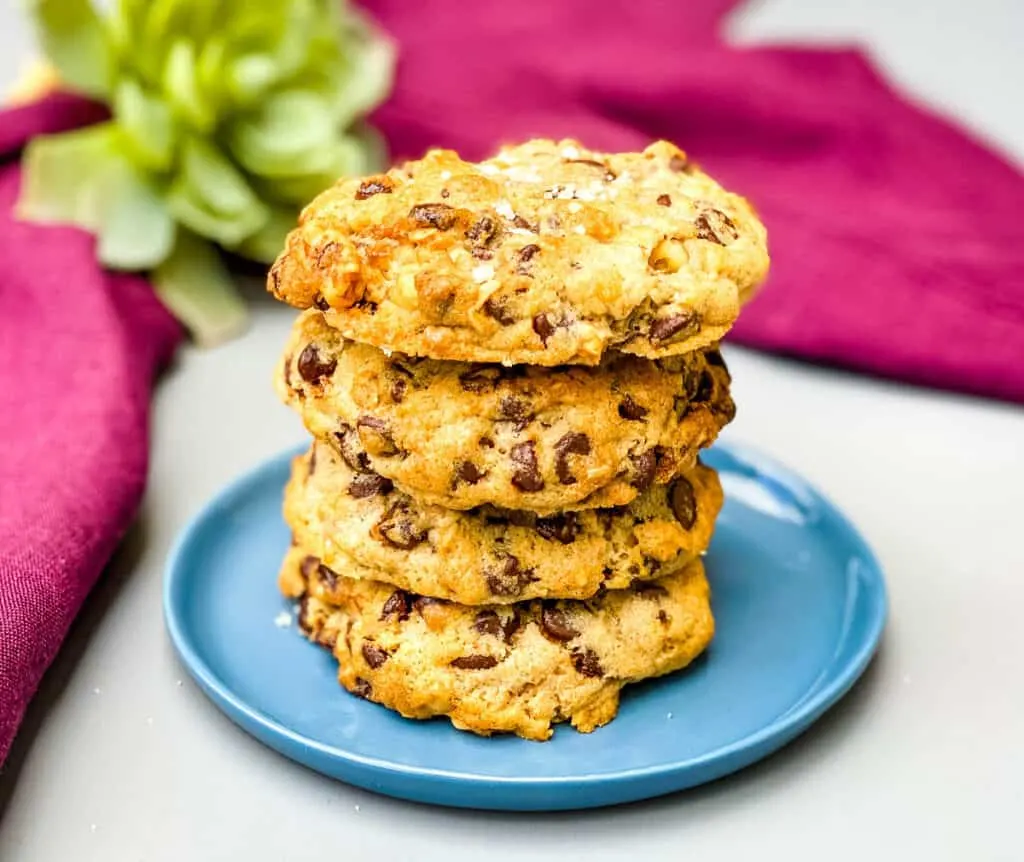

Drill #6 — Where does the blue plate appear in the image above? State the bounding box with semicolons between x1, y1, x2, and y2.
164;442;886;811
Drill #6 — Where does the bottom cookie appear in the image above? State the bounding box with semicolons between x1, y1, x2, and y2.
282;546;715;741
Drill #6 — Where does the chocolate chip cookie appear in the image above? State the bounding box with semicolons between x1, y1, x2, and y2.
268;139;769;365
281;546;715;740
283;441;722;605
277;309;734;513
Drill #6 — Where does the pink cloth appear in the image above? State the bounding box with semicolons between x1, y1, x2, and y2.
3;0;1024;764
0;96;181;764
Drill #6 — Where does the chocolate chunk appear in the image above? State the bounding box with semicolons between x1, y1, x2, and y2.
671;477;698;529
692;370;714;403
412;595;445;615
355;177;393;199
657;194;672;207
473;610;504;638
695;209;738;245
380;589;413;622
351;678;373;698
409;203;458;230
297;596;312;635
450;655;498;670
571;648;604;677
485;555;537;596
348;472;394;498
553;432;591;485
459;364;501;393
657;610;669;625
511;214;538;232
479;436;495;448
632;580;669;599
532;313;556;345
313;295;330;311
317;563;339;591
335;424;371;472
618;395;648;421
502;610;522;642
498;396;533;430
374;504;427;549
296;344;336;383
390;377;407;403
704;349;727;369
669;154;693;174
482;295;516;325
510;441;544;491
357;415;400;457
361;642;390;669
631;449;657;490
454;460;485;486
515;243;540;275
540;604;579;642
649;312;697;345
535;512;580;544
300;555;319;581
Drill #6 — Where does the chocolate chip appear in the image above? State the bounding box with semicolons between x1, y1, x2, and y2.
692;370;714;403
540;604;579;642
466;214;501;249
532;313;556;345
571;648;604;677
482;295;516;325
300;555;319;581
670;477;698;529
459;364;501;393
409;203;458;230
296;344;336;383
317;563;339;591
352;678;373;698
669;154;693;174
649;312;697;345
479;436;495;448
502;610;522;642
357;415;400;457
297;596;312;635
473;610;503;638
704;349;727;370
355;177;393;199
380;589;413;622
553;432;591;485
412;595;445;615
361;642;390;668
485;555;537;596
515;243;540;275
374;504;427;549
510;441;544;491
695;209;738;245
440;188;450;199
450;655;498;670
499;396;533;430
454;461;485;486
618;395;648;421
313;295;330;311
657;610;669;624
657;194;672;206
633;580;669;599
511;214;537;232
335;424;370;472
348;473;393;498
631;449;658;490
535;512;580;544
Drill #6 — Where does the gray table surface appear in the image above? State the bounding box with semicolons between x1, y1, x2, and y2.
2;2;1023;859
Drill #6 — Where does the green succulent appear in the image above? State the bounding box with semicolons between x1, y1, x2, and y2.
18;0;394;344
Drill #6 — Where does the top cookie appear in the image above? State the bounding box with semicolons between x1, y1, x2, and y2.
268;139;769;365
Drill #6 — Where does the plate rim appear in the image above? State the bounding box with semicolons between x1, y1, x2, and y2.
163;441;888;800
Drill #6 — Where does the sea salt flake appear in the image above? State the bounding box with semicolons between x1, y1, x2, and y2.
567;202;582;214
480;164;500;175
494;200;515;220
573;225;586;235
471;263;495;283
439;170;452;180
561;145;580;159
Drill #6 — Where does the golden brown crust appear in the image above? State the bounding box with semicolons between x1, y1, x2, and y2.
284;546;715;740
282;441;723;605
276;309;734;512
269;139;769;365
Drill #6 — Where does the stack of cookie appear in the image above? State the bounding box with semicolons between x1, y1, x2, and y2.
268;139;769;740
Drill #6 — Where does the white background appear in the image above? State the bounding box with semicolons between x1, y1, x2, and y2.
1;1;1022;859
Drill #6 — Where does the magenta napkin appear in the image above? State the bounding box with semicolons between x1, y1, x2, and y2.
365;0;1024;403
0;96;181;764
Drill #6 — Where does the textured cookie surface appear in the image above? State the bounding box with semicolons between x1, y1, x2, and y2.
277;309;734;512
282;546;715;740
283;441;722;605
268;138;769;365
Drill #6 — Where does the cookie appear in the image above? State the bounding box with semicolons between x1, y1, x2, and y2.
283;440;722;605
268;138;769;365
282;546;715;740
276;309;734;512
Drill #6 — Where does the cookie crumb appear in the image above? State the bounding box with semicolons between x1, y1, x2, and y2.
274;611;292;628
